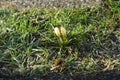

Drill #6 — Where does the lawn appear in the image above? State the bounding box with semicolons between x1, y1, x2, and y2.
0;0;120;78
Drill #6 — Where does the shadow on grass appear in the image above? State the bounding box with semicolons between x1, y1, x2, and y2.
0;69;120;80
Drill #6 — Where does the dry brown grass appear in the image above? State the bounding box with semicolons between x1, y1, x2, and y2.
0;0;101;11
0;2;19;11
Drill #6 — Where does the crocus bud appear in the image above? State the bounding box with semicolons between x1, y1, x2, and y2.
54;27;60;37
60;27;67;38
